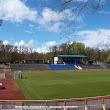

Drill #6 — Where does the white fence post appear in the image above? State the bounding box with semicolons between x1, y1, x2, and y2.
85;105;88;110
102;104;106;110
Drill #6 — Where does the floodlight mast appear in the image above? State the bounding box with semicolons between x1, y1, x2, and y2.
0;19;3;52
0;19;3;26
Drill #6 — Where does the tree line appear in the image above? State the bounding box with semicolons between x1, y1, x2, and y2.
0;40;110;64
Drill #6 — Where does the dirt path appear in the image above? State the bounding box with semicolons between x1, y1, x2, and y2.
0;70;25;100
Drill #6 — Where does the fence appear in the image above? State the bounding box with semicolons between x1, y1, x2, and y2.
1;95;110;110
10;64;49;70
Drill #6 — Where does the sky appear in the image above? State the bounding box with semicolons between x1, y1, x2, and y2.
0;0;110;53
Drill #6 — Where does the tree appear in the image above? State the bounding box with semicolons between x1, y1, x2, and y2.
30;52;44;60
107;54;110;63
61;0;106;17
59;43;68;54
72;42;85;54
85;47;95;61
51;45;58;55
45;52;54;63
56;0;108;34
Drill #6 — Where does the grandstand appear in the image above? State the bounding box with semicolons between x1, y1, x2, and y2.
48;63;75;70
10;64;49;70
9;55;110;70
49;55;87;70
10;55;87;70
54;55;87;64
49;55;110;70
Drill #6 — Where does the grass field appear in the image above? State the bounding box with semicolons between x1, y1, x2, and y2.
16;70;110;100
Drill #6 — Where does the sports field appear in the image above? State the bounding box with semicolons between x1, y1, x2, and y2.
16;70;110;100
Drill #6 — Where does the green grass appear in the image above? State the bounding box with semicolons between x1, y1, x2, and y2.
16;70;110;100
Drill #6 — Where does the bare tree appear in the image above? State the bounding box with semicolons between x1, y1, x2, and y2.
58;0;108;32
61;0;106;16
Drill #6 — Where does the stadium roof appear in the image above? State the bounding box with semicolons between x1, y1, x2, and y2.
54;55;87;58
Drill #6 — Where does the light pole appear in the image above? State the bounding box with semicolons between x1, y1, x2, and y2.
0;19;3;26
0;18;3;50
0;19;3;64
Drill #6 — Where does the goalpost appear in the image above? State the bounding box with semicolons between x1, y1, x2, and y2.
0;73;6;89
13;71;22;79
0;73;5;79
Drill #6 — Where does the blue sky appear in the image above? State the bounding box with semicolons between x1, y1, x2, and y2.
0;0;110;53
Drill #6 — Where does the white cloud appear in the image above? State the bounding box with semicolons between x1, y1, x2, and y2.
19;40;25;46
28;24;35;28
99;10;110;14
9;40;57;53
77;29;110;49
33;41;57;53
33;47;49;53
72;0;88;2
3;40;10;45
0;0;37;22
63;0;88;2
39;21;62;32
28;40;36;47
37;7;82;32
14;40;36;47
0;0;82;32
43;41;57;48
37;7;62;32
39;8;60;23
25;30;34;34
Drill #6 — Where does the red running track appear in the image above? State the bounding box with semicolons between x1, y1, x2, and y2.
0;70;25;100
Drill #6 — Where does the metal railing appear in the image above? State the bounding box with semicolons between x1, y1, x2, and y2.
0;95;110;109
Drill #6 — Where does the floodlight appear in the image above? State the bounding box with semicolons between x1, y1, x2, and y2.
0;19;3;26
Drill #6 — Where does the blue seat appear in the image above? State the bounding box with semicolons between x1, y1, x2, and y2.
48;64;75;70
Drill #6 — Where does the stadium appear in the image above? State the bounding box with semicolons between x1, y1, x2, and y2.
0;54;110;110
1;0;110;109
